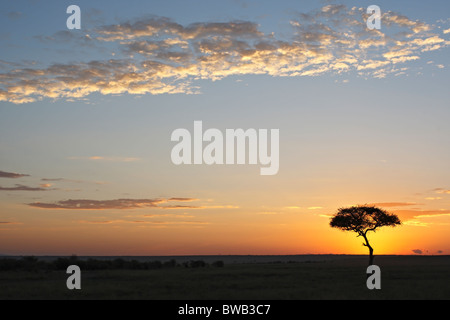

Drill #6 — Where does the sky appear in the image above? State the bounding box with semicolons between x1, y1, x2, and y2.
0;0;449;256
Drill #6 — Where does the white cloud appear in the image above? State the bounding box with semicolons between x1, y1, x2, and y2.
0;5;447;104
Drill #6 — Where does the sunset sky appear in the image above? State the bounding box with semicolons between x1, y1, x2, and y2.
1;0;449;256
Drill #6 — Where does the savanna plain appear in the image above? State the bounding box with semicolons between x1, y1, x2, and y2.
0;255;449;300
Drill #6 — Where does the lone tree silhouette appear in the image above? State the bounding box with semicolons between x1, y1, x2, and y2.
329;205;401;265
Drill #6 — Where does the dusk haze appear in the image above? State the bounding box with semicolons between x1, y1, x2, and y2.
1;0;449;261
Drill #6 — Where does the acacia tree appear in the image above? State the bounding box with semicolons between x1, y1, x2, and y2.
329;205;401;265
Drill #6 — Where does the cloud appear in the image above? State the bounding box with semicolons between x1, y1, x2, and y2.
369;202;418;207
0;5;447;104
382;12;431;33
78;219;209;226
167;197;199;202
29;198;163;210
34;30;96;48
412;249;423;254
96;17;262;41
27;197;200;210
41;177;107;185
158;205;201;209
394;208;450;227
433;188;450;194
256;211;280;215
425;197;442;200
413;212;450;219
0;184;49;191
0;170;30;178
193;205;239;209
0;221;21;225
395;208;450;218
142;213;194;218
7;11;22;20
284;206;324;210
67;156;141;162
403;220;430;227
27;197;237;211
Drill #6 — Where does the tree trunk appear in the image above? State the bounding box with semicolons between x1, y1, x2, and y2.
368;245;374;266
362;234;374;266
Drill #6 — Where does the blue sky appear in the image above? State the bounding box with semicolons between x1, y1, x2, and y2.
0;0;449;255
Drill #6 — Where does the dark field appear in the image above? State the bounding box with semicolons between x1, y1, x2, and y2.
0;255;449;300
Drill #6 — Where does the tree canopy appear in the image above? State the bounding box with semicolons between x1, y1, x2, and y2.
330;205;401;236
329;205;401;265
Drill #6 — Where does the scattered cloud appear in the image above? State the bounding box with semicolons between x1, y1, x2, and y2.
6;11;22;20
412;249;440;255
0;170;30;179
413;212;450;219
0;5;447;104
67;156;141;162
194;205;239;209
433;188;450;195
282;205;326;212
0;184;49;191
395;208;450;227
27;197;237;211
34;30;95;48
168;197;199;202
425;197;442;200
396;208;450;218
403;220;430;227
158;205;201;209
41;177;108;185
256;211;280;215
142;213;194;218
78;219;209;226
369;202;418;207
28;198;145;210
28;198;176;210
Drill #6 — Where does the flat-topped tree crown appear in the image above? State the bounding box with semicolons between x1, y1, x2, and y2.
329;205;401;265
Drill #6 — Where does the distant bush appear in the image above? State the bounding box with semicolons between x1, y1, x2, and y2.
0;256;215;271
147;260;162;269
112;258;126;269
190;260;206;268
53;256;80;270
181;260;210;268
163;259;177;268
0;256;50;271
212;260;224;267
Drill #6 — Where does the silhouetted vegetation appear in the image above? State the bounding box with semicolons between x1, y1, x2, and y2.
330;205;401;265
1;255;449;299
211;260;224;267
0;256;224;271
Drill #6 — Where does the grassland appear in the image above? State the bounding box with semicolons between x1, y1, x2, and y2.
0;255;449;300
